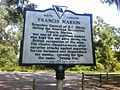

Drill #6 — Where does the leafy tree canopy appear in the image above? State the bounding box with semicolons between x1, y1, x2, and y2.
101;0;120;10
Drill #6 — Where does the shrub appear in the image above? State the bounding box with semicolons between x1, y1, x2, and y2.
96;62;104;71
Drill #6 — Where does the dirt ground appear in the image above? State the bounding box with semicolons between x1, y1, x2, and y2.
0;72;120;90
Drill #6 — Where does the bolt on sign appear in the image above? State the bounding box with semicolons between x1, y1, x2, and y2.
19;5;96;65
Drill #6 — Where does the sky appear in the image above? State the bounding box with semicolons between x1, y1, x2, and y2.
29;0;120;28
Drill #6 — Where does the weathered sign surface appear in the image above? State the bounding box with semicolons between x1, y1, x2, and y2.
20;6;95;65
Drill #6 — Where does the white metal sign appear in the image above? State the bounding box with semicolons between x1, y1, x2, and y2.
20;5;95;65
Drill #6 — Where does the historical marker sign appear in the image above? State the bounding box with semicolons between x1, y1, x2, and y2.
20;5;95;65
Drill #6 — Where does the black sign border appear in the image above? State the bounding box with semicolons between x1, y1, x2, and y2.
19;8;96;66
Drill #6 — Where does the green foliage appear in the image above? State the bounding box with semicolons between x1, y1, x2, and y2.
0;44;17;71
115;62;120;71
94;16;119;72
115;51;120;61
68;65;91;72
95;62;104;71
0;0;23;24
0;0;23;71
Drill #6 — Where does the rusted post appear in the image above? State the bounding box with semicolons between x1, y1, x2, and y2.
100;74;102;87
82;72;84;90
33;79;36;90
106;72;109;81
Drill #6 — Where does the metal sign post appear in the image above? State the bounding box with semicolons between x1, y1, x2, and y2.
56;65;64;90
57;80;63;90
45;65;74;90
